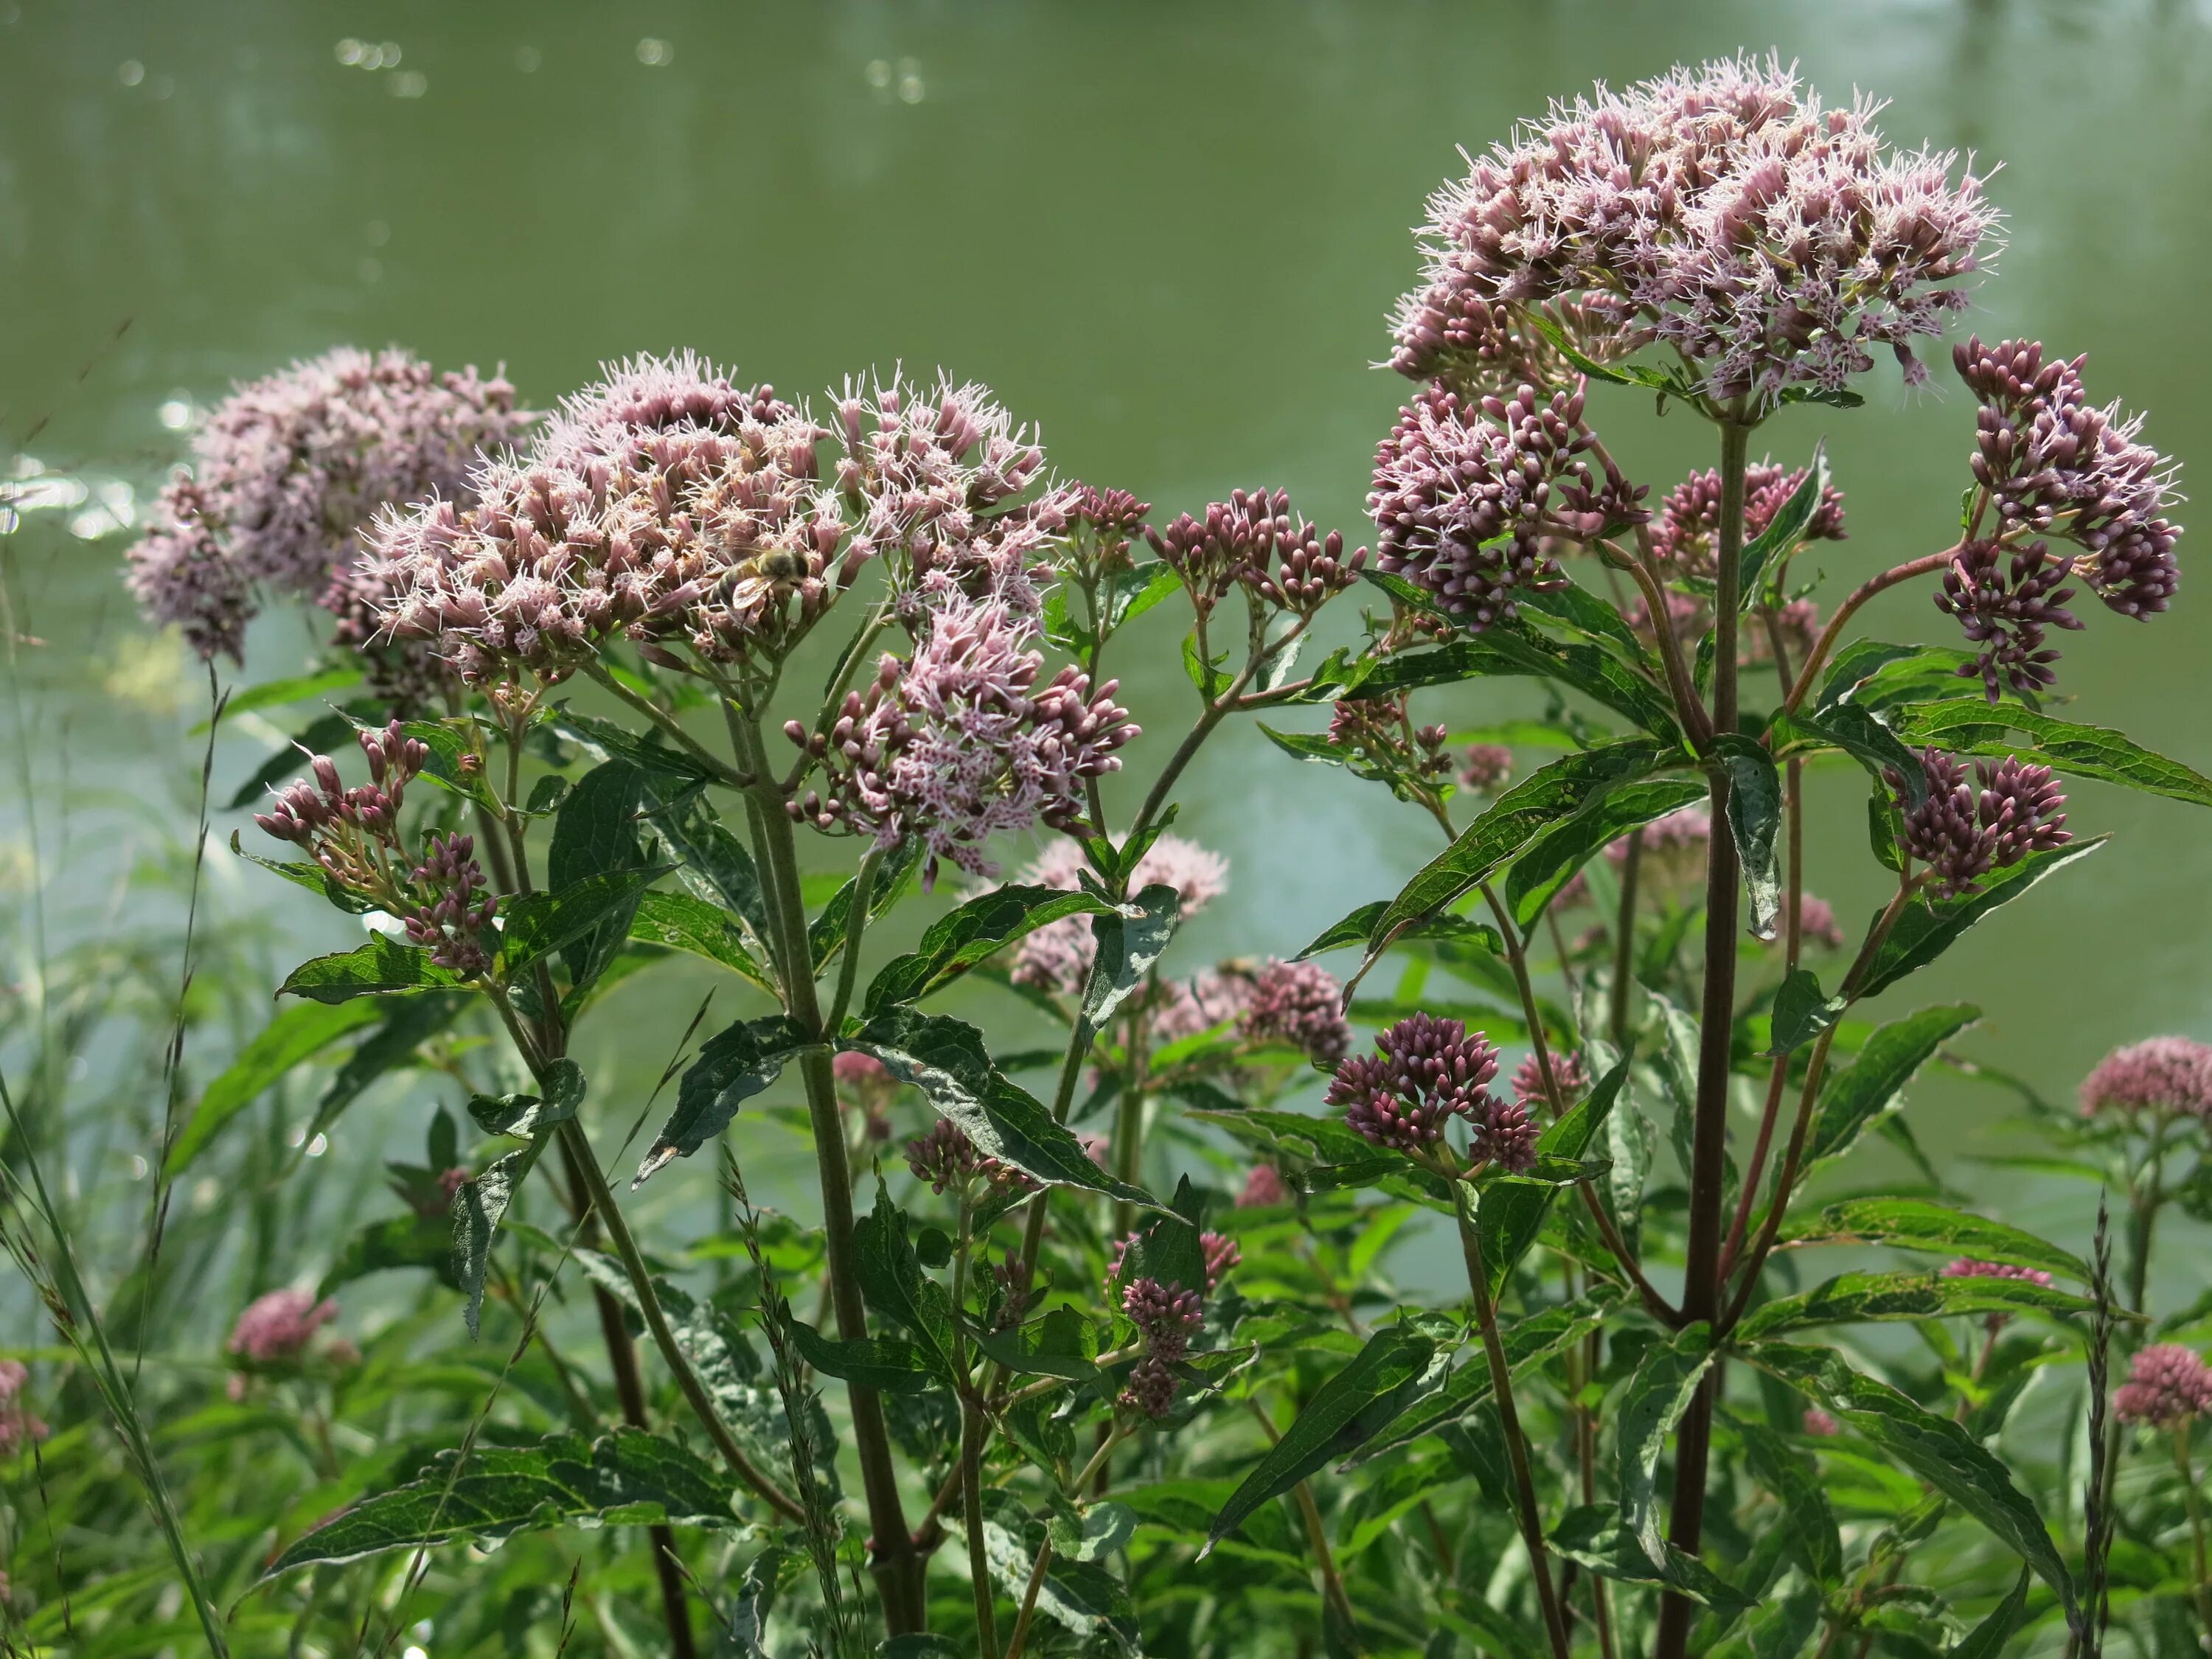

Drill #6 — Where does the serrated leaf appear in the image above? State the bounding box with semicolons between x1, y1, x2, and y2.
1503;773;1708;927
1080;883;1180;1030
263;1428;742;1573
787;1321;937;1394
165;1001;382;1176
547;759;652;997
1715;734;1782;939
1857;840;2104;998
635;1015;811;1182
468;1057;587;1139
807;837;922;972
972;1308;1102;1383
1618;1325;1717;1569
548;704;718;787
1739;1270;2098;1340
1885;700;2212;808
1767;968;1844;1057
1202;1318;1453;1554
1547;1504;1750;1610
1729;1412;1841;1584
1952;1568;2034;1659
1295;903;1503;962
640;782;771;945
1475;1050;1631;1297
278;936;463;1003
851;1182;956;1382
1781;1197;2087;1282
501;866;673;976
863;883;1122;1013
451;1147;532;1338
1774;703;1927;806
1340;619;1685;744
627;889;773;990
316;1213;457;1300
981;1497;1141;1653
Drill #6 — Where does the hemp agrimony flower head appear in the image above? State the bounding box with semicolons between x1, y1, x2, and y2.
1237;959;1354;1064
1146;489;1366;618
792;597;1136;886
1650;459;1847;580
127;347;530;698
1238;1164;1291;1208
227;1288;339;1363
1512;1048;1589;1109
1006;833;1227;994
1458;742;1514;794
0;1360;49;1453
1059;484;1152;582
1892;747;2068;899
1391;55;2000;400
2078;1036;2212;1123
1328;1013;1533;1170
903;1119;1034;1197
2112;1343;2212;1427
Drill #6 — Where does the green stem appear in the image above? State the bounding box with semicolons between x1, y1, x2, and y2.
1001;1537;1056;1659
2176;1431;2212;1643
826;846;883;1036
580;660;750;789
952;1196;999;1659
1608;830;1642;1048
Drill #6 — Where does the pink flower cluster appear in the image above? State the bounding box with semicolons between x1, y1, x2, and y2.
1327;1013;1537;1171
1109;1229;1239;1419
2112;1343;2212;1427
1006;835;1228;995
793;600;1136;886
1649;459;1847;581
2079;1037;2212;1122
1390;55;2000;399
1239;1164;1291;1208
127;347;529;698
1511;1048;1589;1109
1940;1256;2053;1330
1237;959;1353;1064
228;1288;338;1362
1894;748;2067;899
1146;488;1366;617
1458;743;1514;793
903;1119;1034;1197
0;1360;48;1454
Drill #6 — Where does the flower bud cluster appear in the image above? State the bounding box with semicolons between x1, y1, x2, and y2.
1939;1257;2053;1289
1146;489;1366;617
1892;748;2068;899
2112;1343;2212;1427
1391;57;1998;400
1237;959;1354;1064
2078;1037;2212;1123
1370;383;1640;631
1649;460;1848;582
1955;337;2182;621
1108;1229;1237;1420
228;1287;340;1363
0;1360;49;1453
403;833;501;975
1933;538;2082;699
1239;1164;1290;1208
1006;835;1227;995
1458;743;1514;793
1327;1013;1534;1170
792;599;1136;886
1511;1048;1589;1110
1060;484;1150;582
902;1119;1035;1197
1326;694;1453;793
126;347;530;698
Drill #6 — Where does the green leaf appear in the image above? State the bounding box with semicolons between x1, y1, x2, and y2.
1715;735;1783;939
468;1058;586;1140
263;1428;744;1573
451;1147;532;1338
305;992;465;1150
166;1001;382;1175
1365;740;1676;953
1295;903;1503;962
1503;773;1707;927
850;1182;956;1382
1739;1270;2098;1340
847;1007;1160;1206
980;1495;1141;1654
501;866;673;976
209;666;364;723
1182;630;1231;699
1857;839;2104;998
1528;311;1685;394
1079;883;1180;1032
1817;641;1989;716
1773;703;1927;806
231;833;375;914
787;1321;938;1394
1767;969;1843;1057
1801;1004;1980;1178
1728;1413;1841;1585
1618;1324;1717;1570
641;782;771;944
1111;561;1182;633
627;889;774;990
1339;620;1684;744
1780;1197;2087;1283
1546;1505;1750;1610
636;1015;812;1182
315;1213;456;1300
807;838;922;972
549;704;718;787
1201;1317;1453;1554
1885;700;2212;808
971;1308;1103;1384
547;759;653;997
1736;442;1827;602
1114;1175;1208;1296
1475;1051;1631;1298
278;936;463;1003
863;883;1122;1014
1050;1501;1136;1564
1952;1568;2034;1659
1256;723;1346;768
1518;579;1660;661
1744;1343;2078;1629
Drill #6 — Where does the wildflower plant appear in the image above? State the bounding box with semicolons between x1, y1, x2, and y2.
66;50;2212;1659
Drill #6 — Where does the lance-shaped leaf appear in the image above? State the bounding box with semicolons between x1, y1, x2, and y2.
1885;699;2212;808
1857;838;2105;998
1503;774;1708;927
1781;1197;2088;1283
1739;1270;2098;1341
1743;1341;2079;1629
807;837;922;971
264;1428;743;1573
1714;734;1783;939
863;883;1124;1015
315;1213;456;1300
1366;740;1676;952
547;759;653;996
1547;1504;1750;1610
1799;1004;1979;1180
1201;1316;1455;1554
501;866;672;976
1767;968;1844;1057
1736;442;1828;602
787;1321;938;1394
1819;641;1992;716
1519;577;1660;661
166;1001;382;1175
640;779;771;945
636;1015;812;1183
549;704;720;787
1775;703;1927;806
1475;1049;1631;1298
278;936;462;1003
1954;1568;2036;1659
234;833;375;914
1079;883;1180;1030
1618;1324;1717;1571
468;1058;587;1140
845;1006;1160;1207
851;1181;956;1382
973;1307;1102;1385
627;889;773;990
1295;903;1503;962
1728;1412;1842;1585
451;1147;532;1338
1113;1175;1208;1297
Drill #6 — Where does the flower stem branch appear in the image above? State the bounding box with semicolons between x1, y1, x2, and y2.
580;659;751;789
1245;1398;1361;1640
1779;547;1961;718
1001;1536;1056;1659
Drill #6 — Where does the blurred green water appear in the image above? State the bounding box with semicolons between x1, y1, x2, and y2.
4;0;2211;1267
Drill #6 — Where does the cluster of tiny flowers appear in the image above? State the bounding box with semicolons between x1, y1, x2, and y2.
1237;959;1354;1063
1794;894;1846;951
1370;382;1641;631
0;1361;48;1454
127;348;531;686
1060;485;1152;581
1007;835;1228;994
1239;1164;1291;1207
1801;1408;1841;1437
402;833;500;974
1148;969;1255;1047
793;599;1136;886
2078;1036;2212;1122
1328;1014;1536;1170
1511;1048;1590;1108
1649;459;1848;580
1146;488;1366;617
1110;1231;1237;1419
832;1049;898;1140
2112;1343;2212;1427
228;1288;339;1362
1955;336;2182;630
1391;56;1999;399
1893;748;2067;899
1459;743;1514;793
1327;694;1453;793
903;1119;1034;1196
1933;538;2082;700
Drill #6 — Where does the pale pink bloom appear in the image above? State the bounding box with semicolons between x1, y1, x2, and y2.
2112;1344;2212;1427
2079;1037;2212;1123
227;1288;338;1363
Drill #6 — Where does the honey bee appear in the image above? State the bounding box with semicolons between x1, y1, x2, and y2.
712;547;809;613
